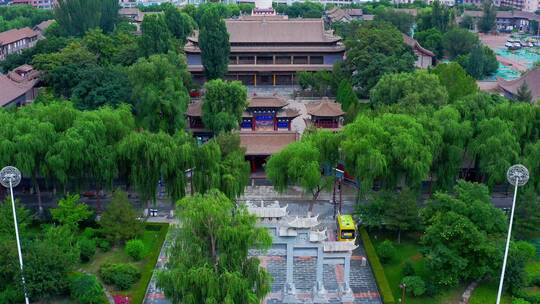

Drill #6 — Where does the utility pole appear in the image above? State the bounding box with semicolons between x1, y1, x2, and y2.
0;166;30;304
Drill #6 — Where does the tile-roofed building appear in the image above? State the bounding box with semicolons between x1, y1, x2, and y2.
185;15;345;86
462;10;540;32
403;34;436;68
497;67;540;102
11;0;56;9
33;20;55;38
325;7;374;24
305;99;345;130
0;64;40;107
240;131;299;156
0;27;39;61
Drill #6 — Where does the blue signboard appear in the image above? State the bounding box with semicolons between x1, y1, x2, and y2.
241;121;252;128
256;115;273;121
277;122;289;128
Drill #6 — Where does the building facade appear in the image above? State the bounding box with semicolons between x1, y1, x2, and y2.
0;64;40;108
497;68;540;102
462;10;540;32
0;27;38;61
185;15;345;86
11;0;56;9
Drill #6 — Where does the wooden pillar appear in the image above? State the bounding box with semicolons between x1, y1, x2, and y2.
253;74;257;86
288;119;291;131
291;73;294;85
273;116;277;131
273;74;276;86
251;116;256;131
250;158;256;173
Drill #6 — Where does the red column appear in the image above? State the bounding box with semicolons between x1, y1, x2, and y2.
252;116;255;131
274;116;277;131
288;119;291;131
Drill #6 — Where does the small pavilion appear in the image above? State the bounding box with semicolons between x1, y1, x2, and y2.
305;99;345;130
497;67;540;102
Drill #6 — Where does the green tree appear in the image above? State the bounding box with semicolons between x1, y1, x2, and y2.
514;188;540;239
201;79;248;133
51;194;92;228
441;28;479;59
432;63;477;102
478;0;496;33
164;6;195;43
416;0;454;32
421;181;506;287
516;82;533;103
127;53;190;133
370;70;448;108
375;9;415;34
139;14;172;57
118;131;193;206
69;273;107;304
343;21;415;97
470;118;520;186
157;190;272;304
199;6;230;79
99;190;143;244
55;0;119;36
460;15;475;30
414;28;444;58
336;79;358;112
505;241;537;293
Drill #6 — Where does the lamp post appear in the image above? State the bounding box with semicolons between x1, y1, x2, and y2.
399;283;406;304
496;164;529;304
0;166;30;304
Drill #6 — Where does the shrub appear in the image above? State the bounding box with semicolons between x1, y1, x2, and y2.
360;228;395;304
99;263;140;290
512;299;530;304
78;238;96;262
69;273;107;304
125;239;146;261
81;227;96;239
401;276;426;297
377;240;396;263
97;239;111;252
403;261;415;276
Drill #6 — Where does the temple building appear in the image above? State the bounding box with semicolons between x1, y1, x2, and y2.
305;99;345;130
186;95;301;172
185;1;345;86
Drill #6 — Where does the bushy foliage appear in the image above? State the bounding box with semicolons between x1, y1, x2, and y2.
99;263;141;290
125;239;146;261
78;237;97;262
377;240;396;263
69;273;107;304
99;190;143;244
401;276;426;296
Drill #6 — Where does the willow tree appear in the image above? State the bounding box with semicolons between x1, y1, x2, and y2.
13;117;57;212
55;0;119;36
118;131;193;207
157;190;271;304
199;6;230;79
201;79;248;133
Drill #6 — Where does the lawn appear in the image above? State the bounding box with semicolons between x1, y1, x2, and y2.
79;223;169;304
370;231;465;304
469;281;511;304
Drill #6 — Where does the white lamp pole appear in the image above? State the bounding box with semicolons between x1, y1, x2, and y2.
0;166;30;304
496;164;529;304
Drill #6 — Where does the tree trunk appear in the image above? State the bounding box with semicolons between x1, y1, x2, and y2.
33;171;43;214
96;185;102;213
397;229;401;244
309;186;321;213
210;233;218;271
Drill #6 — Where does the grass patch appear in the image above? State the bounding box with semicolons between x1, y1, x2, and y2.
469;281;511;304
370;231;464;304
79;223;169;304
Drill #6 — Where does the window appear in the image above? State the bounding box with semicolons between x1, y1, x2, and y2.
275;56;291;64
256;56;273;64
238;56;255;64
293;56;308;64
310;56;324;64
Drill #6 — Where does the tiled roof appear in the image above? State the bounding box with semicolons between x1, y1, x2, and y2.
248;95;288;108
497;68;540;102
239;131;298;155
306;100;344;117
0;27;38;46
34;20;54;32
403;34;435;57
276;108;301;118
0;65;39;107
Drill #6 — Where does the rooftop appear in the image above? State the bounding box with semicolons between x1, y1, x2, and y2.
403;33;435;57
239;131;299;156
306;99;345;117
34;20;54;32
0;65;39;107
248;95;288;108
497;67;540;102
0;27;38;46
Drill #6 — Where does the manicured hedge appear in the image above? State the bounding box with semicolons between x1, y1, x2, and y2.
360;227;396;304
130;223;169;304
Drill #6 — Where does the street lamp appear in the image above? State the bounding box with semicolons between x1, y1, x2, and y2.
496;164;529;304
399;283;406;304
0;166;30;304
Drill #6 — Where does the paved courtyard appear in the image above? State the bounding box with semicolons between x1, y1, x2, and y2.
144;201;381;304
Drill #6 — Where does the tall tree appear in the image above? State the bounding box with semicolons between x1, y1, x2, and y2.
139;14;172;57
50;194;92;228
514;188;540;239
164;6;195;43
370;70;449;108
201;79;248;133
199;6;230;79
478;0;496;33
415;28;444;58
441;28;479;59
432;63;478;102
375;9;415;34
127;53;190;133
55;0;118;36
343;21;415;97
336;79;358;112
516;82;533;103
157;190;272;304
99;189;143;244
